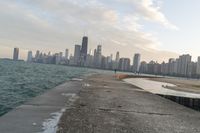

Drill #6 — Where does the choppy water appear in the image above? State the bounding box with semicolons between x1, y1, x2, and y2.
0;59;90;116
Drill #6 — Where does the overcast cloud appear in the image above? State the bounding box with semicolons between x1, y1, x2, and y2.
0;0;178;62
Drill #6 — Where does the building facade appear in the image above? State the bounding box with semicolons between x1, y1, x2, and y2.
13;48;19;61
74;45;81;65
27;51;33;62
133;53;141;73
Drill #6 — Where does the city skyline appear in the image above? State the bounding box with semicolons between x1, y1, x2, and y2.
4;38;200;66
7;35;200;79
1;0;200;62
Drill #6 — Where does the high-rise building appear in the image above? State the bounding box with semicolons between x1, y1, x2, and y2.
196;56;200;75
80;36;88;66
54;52;63;65
168;58;175;75
105;56;110;69
187;62;197;77
69;54;75;65
85;54;94;67
177;54;192;76
173;59;179;75
65;49;69;59
139;61;148;73
13;48;19;61
74;45;81;65
161;62;168;75
109;54;113;62
89;49;93;55
147;61;156;74
119;58;130;71
35;50;40;61
27;51;33;62
101;56;106;69
96;45;102;68
115;52;120;62
133;53;141;73
113;52;120;69
93;49;97;67
154;62;161;75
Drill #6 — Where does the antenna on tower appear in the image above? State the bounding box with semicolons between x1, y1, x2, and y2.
83;30;88;37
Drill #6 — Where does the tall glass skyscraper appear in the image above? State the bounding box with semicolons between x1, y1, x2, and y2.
27;51;33;62
13;48;19;61
80;36;88;66
133;53;141;73
74;45;81;65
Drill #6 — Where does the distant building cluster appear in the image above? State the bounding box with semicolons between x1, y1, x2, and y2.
12;36;200;78
140;54;200;78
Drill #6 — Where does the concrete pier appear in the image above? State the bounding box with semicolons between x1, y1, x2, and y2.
58;74;200;133
1;74;200;133
0;79;83;133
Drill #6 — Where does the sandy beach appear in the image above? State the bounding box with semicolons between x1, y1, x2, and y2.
150;77;200;93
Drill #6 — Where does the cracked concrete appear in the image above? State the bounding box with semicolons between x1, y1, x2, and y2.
97;108;172;116
1;74;200;133
58;74;200;133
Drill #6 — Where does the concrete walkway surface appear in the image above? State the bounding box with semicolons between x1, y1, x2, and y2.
1;74;200;133
58;74;200;133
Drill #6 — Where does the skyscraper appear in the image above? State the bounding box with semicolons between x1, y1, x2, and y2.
80;36;88;66
197;56;200;75
113;51;120;69
168;58;175;75
177;54;192;76
119;58;130;71
65;49;69;59
55;52;63;64
35;50;40;60
96;45;102;68
74;45;81;65
27;51;33;62
115;52;120;62
139;61;148;73
93;49;97;67
13;48;19;61
133;53;141;73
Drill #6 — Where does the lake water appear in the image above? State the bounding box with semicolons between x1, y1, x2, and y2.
0;59;91;116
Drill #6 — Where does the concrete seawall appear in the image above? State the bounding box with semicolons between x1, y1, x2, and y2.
1;74;200;133
0;78;83;133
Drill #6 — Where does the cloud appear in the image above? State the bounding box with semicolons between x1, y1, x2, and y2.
111;0;178;30
133;0;178;30
0;0;178;62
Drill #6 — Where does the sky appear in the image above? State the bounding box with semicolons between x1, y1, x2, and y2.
0;0;199;62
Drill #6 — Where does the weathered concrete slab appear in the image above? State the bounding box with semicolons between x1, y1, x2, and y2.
58;74;200;133
1;74;200;133
0;80;83;133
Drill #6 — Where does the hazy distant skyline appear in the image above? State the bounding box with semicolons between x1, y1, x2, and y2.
0;0;199;62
